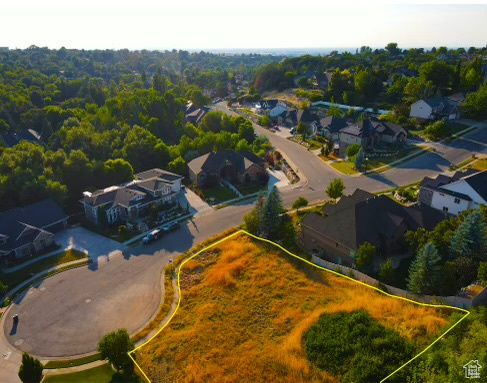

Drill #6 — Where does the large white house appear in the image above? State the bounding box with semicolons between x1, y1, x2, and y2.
82;168;183;225
419;170;487;215
255;100;287;118
409;97;459;121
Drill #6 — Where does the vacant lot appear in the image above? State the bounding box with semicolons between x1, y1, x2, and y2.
136;234;457;383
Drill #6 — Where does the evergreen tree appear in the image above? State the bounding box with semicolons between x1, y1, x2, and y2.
18;353;43;383
260;187;282;239
243;191;266;235
450;210;486;260
354;147;365;171
407;242;442;294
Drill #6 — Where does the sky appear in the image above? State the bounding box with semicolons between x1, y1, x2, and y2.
1;1;486;51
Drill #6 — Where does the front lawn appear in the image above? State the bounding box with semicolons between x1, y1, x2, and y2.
329;160;359;175
236;183;267;196
367;146;423;170
471;158;487;171
44;353;102;369
0;249;87;292
43;364;140;383
202;185;237;203
409;121;470;141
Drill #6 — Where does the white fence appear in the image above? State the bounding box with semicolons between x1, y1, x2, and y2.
312;101;389;115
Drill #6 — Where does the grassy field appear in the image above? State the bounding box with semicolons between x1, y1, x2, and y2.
135;234;456;383
236;183;267;196
0;249;87;291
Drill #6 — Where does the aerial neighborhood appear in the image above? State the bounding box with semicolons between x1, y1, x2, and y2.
1;5;487;382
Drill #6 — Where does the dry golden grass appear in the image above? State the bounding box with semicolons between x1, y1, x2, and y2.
135;234;454;383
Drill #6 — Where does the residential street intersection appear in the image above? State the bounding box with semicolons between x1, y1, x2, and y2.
1;107;486;382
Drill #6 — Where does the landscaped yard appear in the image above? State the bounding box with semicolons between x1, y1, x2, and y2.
43;363;140;383
409;121;470;141
44;353;102;369
201;185;238;203
236;183;267;195
135;233;457;383
470;158;487;171
329;160;359;175
0;249;87;292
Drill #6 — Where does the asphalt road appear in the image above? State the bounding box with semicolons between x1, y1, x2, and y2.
2;104;487;366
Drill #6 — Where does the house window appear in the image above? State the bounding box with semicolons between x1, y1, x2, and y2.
454;198;460;204
443;206;449;212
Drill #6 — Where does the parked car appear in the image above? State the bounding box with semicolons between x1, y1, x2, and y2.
143;229;162;244
290;127;296;134
162;221;181;233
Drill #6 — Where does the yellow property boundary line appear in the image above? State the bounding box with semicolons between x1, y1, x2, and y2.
128;229;470;383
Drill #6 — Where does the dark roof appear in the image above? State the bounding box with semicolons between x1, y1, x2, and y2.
421;98;458;116
464;171;487;201
259;100;280;110
340;119;376;138
136;168;183;183
340;118;405;138
188;150;265;176
302;189;445;250
185;106;209;125
0;199;67;253
319;116;348;134
296;109;319;124
420;169;480;201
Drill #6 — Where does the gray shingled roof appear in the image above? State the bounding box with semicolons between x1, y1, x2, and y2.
188;150;265;176
302;189;445;250
135;168;183;183
0;199;67;253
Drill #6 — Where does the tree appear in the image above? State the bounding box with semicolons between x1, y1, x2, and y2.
378;258;394;284
346;143;361;158
243;191;266;234
260;186;283;238
450;210;486;260
385;42;401;56
292;197;308;210
326;106;344;118
354;147;365;172
461;83;487;119
168;156;188;176
98;328;135;372
18;353;43;383
419;60;454;89
258;115;271;127
103;158;134;185
478;262;487;285
326;178;344;202
0;280;7;296
407;242;442;294
296;122;309;140
189;89;209;107
355;242;376;270
424;121;448;140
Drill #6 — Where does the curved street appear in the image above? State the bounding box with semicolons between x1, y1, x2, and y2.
1;108;486;381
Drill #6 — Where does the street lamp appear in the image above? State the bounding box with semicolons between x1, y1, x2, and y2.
365;157;369;174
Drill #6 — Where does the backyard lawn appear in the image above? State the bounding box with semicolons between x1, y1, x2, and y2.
42;364;141;383
0;249;87;292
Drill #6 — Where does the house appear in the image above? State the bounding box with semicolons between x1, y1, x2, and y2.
409;97;460;121
296;109;321;136
255;100;287;118
338;119;407;157
319;116;348;141
418;169;487;215
188;150;267;187
301;189;445;267
0;199;68;262
184;103;209;125
0;129;42;148
463;360;482;379
82;168;183;225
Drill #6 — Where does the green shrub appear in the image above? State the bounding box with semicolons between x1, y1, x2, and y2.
346;143;361;158
303;310;414;383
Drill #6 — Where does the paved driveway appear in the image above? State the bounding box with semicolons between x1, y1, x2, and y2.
54;227;128;262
